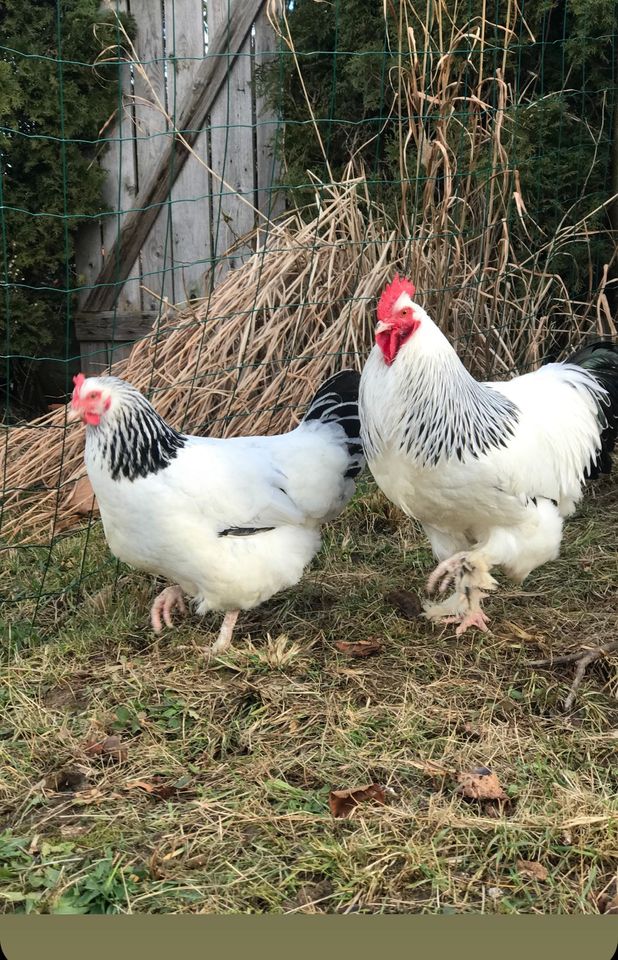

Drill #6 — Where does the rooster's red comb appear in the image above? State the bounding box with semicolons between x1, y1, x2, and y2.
377;276;416;322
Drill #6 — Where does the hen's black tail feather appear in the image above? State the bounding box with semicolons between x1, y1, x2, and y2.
567;340;618;479
303;369;365;479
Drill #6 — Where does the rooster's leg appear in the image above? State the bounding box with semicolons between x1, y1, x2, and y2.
425;551;497;634
150;584;187;633
210;609;240;655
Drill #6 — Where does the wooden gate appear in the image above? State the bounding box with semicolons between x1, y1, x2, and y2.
75;0;283;374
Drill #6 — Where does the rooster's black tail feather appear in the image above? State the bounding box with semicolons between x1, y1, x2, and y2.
568;340;618;478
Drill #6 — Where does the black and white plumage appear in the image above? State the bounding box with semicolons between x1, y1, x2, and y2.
359;277;618;634
70;370;364;653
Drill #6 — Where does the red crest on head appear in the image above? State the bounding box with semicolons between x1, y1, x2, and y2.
72;372;86;402
377;276;416;323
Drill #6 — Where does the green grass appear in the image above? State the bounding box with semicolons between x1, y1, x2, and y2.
0;479;617;914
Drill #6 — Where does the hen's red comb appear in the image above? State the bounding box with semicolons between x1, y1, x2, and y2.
377;276;416;322
72;372;86;401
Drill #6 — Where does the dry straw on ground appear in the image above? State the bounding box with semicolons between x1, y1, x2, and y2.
1;0;615;544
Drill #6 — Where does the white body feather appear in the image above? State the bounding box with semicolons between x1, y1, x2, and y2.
360;303;608;581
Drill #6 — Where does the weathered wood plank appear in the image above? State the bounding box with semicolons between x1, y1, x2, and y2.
165;0;213;305
209;1;256;276
75;313;157;341
107;342;134;365
254;6;285;222
131;0;175;312
80;341;109;377
74;0;141;314
79;0;265;314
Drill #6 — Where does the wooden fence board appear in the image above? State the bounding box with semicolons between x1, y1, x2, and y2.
74;0;141;373
165;0;213;304
254;5;285;223
208;0;255;276
131;0;175;313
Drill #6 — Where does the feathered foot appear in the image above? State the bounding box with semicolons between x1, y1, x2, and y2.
209;609;240;656
425;551;497;634
150;584;187;633
423;589;468;622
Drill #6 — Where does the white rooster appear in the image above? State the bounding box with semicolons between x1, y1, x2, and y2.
70;370;364;653
359;277;618;634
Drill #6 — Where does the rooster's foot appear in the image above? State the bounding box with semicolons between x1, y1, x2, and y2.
150;584;186;633
423;590;468;622
453;608;491;635
423;596;491;634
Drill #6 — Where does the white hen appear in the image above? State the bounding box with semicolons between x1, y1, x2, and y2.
70;371;364;652
359;277;618;633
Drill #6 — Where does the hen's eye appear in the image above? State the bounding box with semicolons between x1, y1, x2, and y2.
88;391;98;400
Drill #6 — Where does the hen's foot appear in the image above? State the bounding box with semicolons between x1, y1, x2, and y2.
150;585;186;633
208;609;240;656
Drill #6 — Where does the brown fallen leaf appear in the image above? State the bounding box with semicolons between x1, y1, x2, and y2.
84;734;128;763
71;787;113;805
125;776;188;801
334;638;383;658
517;859;549;882
328;783;387;818
384;589;422;619
456;766;509;803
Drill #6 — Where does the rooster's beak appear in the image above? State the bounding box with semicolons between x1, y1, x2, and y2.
375;320;392;334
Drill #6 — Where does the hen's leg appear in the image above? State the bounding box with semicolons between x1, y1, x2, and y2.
425;551;497;634
150;584;187;633
210;609;240;655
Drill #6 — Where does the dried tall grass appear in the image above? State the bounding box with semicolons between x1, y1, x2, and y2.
1;0;615;545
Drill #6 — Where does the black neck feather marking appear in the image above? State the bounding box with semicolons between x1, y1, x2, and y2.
362;354;521;466
93;391;186;481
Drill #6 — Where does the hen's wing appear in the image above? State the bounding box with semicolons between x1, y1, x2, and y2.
160;435;309;534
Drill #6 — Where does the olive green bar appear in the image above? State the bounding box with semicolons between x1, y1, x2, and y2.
1;917;617;960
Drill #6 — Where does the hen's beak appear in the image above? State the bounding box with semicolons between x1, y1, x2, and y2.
67;403;81;422
375;320;392;334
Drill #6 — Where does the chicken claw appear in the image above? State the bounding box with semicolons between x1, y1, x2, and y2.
425;550;496;633
150;584;187;633
453;608;491;635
